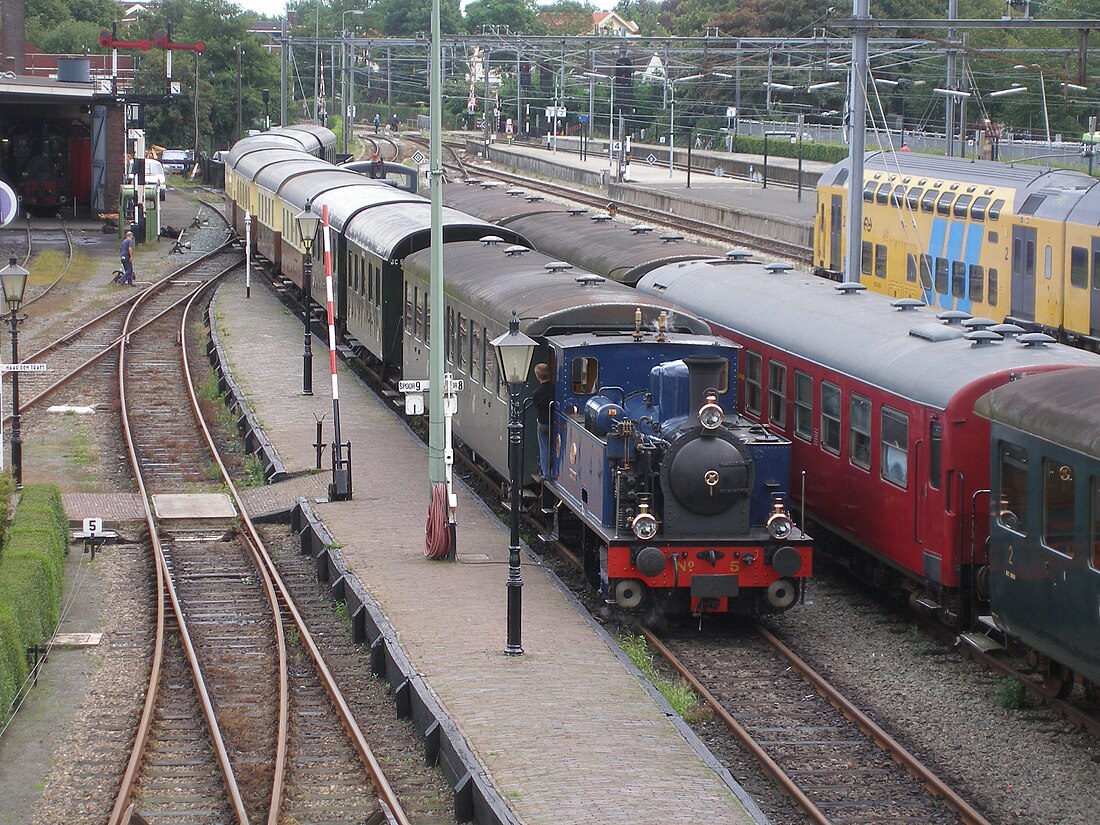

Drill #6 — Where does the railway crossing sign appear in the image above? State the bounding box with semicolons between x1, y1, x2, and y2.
0;363;45;372
0;181;17;227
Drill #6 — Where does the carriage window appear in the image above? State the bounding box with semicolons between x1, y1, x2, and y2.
413;287;422;339
988;198;1005;220
1045;245;1053;280
457;314;468;372
952;194;972;219
951;260;966;298
861;241;873;276
971;196;989;222
906;187;924;209
936;192;954;216
920;254;933;290
423;293;430;344
404;282;413;331
821;382;841;456
571;356;599;394
881;407;908;488
849;393;871;470
890;185;905;206
744;351;762;416
445;308;454;362
768;361;787;429
999;442;1029;535
875;183;891;204
968;264;984;302
484;329;496;390
935;258;949;294
921;189;938;213
906;254;917;283
1070;246;1088;289
1093;244;1100;290
1091;477;1100;571
930;422;943;490
988;268;999;306
469;320;480;382
863;181;877;202
875;244;887;279
794;370;812;442
1043;459;1076;557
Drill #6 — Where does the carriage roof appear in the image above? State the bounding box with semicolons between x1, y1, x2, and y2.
636;259;1100;409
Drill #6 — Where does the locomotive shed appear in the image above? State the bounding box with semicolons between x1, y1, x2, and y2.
0;65;128;217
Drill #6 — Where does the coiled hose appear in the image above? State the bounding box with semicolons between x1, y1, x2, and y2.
424;483;451;560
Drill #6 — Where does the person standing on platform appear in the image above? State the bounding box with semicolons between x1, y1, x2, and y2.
119;230;135;285
532;363;554;478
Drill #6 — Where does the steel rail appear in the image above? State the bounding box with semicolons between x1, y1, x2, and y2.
176;283;292;824
183;276;411;823
108;267;248;824
21;217;75;312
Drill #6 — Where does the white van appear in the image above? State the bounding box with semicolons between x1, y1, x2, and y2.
130;158;167;201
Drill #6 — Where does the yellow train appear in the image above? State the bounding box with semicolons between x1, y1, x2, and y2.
814;152;1100;350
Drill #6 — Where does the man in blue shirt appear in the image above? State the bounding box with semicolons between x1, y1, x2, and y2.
119;230;135;285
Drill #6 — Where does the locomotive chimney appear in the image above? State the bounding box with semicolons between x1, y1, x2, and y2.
684;355;728;412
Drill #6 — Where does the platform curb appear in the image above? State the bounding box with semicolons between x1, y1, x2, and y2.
291;498;520;825
205;290;288;483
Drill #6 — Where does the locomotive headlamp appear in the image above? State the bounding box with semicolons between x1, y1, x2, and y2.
767;495;794;540
631;503;659;540
698;392;723;430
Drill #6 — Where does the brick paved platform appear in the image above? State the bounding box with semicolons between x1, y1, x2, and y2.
211;276;765;825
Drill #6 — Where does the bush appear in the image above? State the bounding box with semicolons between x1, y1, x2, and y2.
0;483;68;728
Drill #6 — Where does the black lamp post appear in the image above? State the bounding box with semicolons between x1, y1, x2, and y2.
491;312;537;656
0;258;29;488
295;202;320;396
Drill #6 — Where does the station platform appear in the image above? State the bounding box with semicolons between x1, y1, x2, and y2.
460;136;819;254
208;273;766;825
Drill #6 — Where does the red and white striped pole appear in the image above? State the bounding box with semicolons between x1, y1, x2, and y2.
322;205;352;499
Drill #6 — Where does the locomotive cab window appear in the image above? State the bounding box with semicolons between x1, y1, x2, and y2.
849;393;871;470
1043;460;1076;557
998;443;1029;535
570;356;599;395
744;351;762;417
881;407;908;488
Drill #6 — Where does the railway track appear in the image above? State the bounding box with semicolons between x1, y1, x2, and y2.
406;134;813;264
98;215;408;823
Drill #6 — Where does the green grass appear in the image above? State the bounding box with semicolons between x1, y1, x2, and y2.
993;676;1028;709
618;633;709;722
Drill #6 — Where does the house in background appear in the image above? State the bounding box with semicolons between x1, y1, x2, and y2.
592;12;639;37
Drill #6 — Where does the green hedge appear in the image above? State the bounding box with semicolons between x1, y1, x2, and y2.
730;133;849;164
0;482;67;728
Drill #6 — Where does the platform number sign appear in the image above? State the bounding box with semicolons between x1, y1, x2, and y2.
0;181;17;227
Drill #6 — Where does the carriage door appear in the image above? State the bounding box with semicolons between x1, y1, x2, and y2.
1011;225;1037;322
1091;237;1100;336
829;194;844;272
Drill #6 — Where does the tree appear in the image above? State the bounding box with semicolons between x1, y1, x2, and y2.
25;0;119;52
370;0;464;37
537;1;596;36
465;0;542;35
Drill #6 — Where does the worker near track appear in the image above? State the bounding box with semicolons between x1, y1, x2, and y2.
374;113;381;133
533;362;553;478
119;230;135;285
